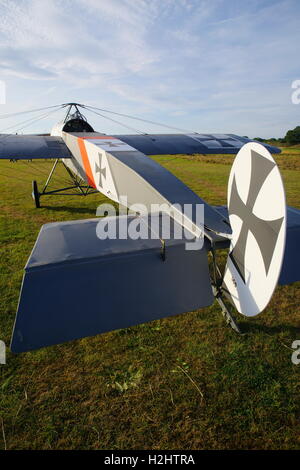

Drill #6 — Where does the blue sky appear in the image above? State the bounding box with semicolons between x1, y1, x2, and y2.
0;0;299;137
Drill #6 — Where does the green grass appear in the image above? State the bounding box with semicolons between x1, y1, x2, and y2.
0;148;299;450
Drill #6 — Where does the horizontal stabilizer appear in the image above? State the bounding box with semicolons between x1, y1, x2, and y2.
11;215;213;353
277;206;300;285
0;135;72;159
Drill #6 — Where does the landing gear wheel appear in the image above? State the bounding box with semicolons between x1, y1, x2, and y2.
32;180;40;208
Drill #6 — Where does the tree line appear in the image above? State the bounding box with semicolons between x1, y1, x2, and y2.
255;126;300;145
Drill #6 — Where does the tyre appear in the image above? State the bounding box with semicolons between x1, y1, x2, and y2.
32;180;40;208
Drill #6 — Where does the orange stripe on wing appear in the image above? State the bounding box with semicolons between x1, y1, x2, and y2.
77;138;96;189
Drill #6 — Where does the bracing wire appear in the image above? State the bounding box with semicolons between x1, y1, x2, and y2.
0;170;35;184
0;102;198;135
0;105;68;184
0;105;66;135
0;104;67;120
1;160;76;188
25;161;72;187
82;104;198;134
83;107;146;134
2;161;51;179
0;101;200;188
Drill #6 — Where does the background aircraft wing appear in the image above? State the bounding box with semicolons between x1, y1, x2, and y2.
0;135;72;159
113;133;281;155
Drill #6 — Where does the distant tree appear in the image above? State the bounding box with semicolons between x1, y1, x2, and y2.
285;126;300;145
254;137;264;142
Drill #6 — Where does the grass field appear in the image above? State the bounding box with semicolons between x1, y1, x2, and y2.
0;148;299;450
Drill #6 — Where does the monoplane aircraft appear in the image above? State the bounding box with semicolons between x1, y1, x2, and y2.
0;103;299;353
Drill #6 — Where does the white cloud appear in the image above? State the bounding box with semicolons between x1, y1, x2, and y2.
0;0;299;137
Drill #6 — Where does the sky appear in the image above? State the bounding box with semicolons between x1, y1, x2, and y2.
0;0;299;137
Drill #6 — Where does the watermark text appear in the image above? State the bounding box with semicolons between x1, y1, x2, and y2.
0;80;6;104
96;199;205;251
291;340;300;365
0;340;6;365
291;80;300;104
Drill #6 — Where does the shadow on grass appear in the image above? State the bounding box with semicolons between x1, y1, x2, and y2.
242;321;300;336
42;205;97;216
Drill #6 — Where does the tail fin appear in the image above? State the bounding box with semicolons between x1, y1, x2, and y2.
223;142;286;316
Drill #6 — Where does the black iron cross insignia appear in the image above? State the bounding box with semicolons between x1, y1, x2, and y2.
229;150;284;283
95;153;107;187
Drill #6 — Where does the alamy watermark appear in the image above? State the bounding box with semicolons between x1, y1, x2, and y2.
0;340;6;365
291;340;300;365
0;80;6;104
95;198;205;251
291;80;300;104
